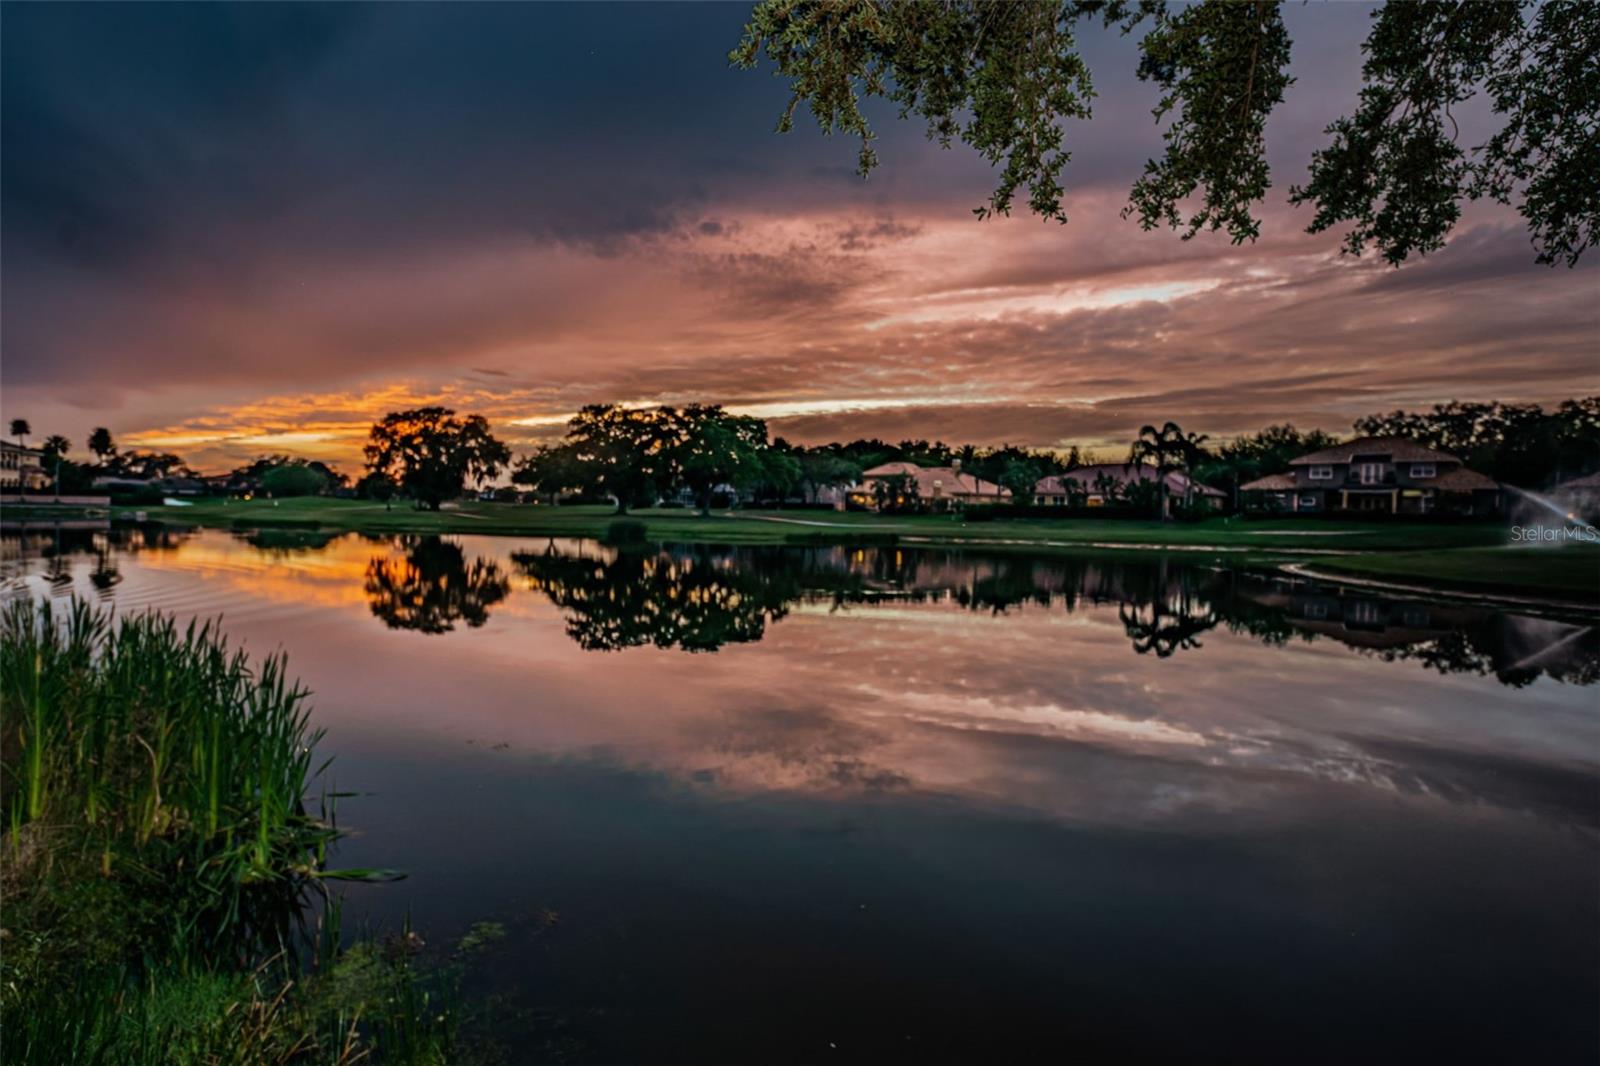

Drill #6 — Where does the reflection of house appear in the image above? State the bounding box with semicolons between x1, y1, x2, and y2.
1240;437;1499;515
1034;464;1226;512
846;461;1008;511
0;441;50;492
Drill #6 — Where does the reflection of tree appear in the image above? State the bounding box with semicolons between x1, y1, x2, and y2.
241;529;341;556
364;536;510;634
89;547;122;593
511;546;803;652
1117;599;1220;657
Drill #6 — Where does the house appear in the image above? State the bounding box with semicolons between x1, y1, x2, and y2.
1034;464;1227;514
1553;471;1600;520
846;460;1008;511
1240;436;1499;515
0;441;51;492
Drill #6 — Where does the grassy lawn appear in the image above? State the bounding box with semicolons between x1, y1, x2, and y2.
116;497;1508;551
1308;544;1600;603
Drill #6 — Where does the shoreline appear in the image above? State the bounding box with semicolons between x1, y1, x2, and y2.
7;498;1592;607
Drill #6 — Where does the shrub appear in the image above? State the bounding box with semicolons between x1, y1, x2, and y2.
260;463;329;498
602;518;649;546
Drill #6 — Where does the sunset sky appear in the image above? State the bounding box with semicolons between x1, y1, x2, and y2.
4;3;1596;473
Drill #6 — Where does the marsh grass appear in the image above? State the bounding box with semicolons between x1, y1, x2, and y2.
0;598;454;1064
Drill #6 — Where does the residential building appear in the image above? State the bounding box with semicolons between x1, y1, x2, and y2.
1240;437;1499;515
846;460;1008;511
1554;471;1600;520
0;441;51;492
1034;463;1227;514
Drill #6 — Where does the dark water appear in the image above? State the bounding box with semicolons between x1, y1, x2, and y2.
5;525;1598;1064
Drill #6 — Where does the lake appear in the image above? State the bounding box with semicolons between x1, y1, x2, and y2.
4;524;1597;1064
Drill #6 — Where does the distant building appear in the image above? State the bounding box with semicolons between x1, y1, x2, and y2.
1240;437;1499;515
1034;464;1226;514
847;461;1008;511
0;441;50;492
1552;471;1600;521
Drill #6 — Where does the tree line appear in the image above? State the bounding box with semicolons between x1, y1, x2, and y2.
9;394;1595;508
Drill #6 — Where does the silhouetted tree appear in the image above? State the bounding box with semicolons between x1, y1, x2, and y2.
9;419;30;447
87;427;116;465
1127;422;1188;519
364;408;510;510
733;0;1597;266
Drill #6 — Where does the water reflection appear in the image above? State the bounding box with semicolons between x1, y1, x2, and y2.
4;527;1595;686
2;523;195;599
364;535;511;633
3;525;1594;1061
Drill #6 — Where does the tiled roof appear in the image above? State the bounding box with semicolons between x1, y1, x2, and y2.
1239;473;1296;491
1558;471;1600;490
1289;436;1460;465
1037;464;1227;499
860;462;1008;498
1429;467;1498;491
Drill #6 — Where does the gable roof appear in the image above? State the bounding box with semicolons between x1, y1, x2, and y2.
1289;436;1460;466
1429;467;1498;491
1558;471;1600;491
860;462;1007;498
1239;473;1296;492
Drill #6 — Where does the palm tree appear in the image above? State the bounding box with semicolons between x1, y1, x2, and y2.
1176;429;1210;509
9;419;30;447
1127;421;1185;520
87;427;116;465
41;435;70;459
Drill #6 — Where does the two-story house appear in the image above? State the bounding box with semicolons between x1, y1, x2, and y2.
0;440;50;493
1240;436;1500;515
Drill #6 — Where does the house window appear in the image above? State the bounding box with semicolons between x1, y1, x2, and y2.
1410;463;1436;478
1307;465;1333;480
1357;461;1384;485
1298;494;1318;509
1349;601;1383;625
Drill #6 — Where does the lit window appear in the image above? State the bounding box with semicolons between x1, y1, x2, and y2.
1299;494;1318;508
1307;465;1333;480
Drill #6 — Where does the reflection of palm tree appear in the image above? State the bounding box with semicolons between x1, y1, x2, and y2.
89;549;121;594
364;536;510;634
1118;599;1220;657
510;545;802;652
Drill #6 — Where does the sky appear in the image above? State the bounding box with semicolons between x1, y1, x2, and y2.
3;2;1596;473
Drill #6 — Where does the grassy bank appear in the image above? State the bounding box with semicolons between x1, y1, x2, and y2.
0;600;454;1064
109;498;1594;603
126;497;1509;553
1305;544;1600;604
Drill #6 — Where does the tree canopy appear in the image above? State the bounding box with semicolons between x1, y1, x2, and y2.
514;404;788;514
364;408;511;510
260;463;330;498
732;0;1599;265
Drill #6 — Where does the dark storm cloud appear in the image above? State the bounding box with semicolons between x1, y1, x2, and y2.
2;2;1595;465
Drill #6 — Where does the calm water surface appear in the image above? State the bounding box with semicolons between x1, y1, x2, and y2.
5;525;1598;1064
